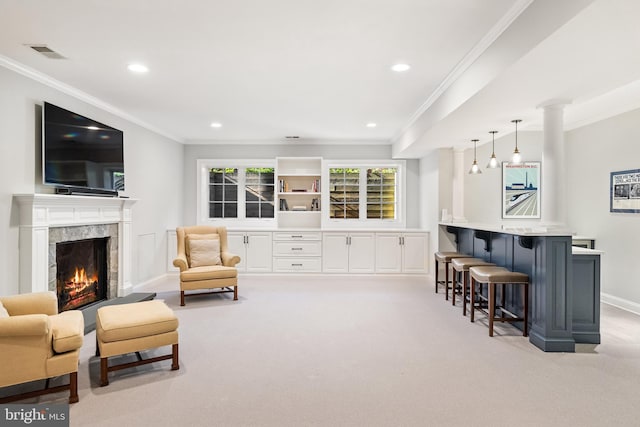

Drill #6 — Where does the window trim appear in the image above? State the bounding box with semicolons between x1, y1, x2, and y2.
321;159;406;229
197;159;277;227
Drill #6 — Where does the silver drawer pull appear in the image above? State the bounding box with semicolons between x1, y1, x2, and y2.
291;247;303;250
291;235;303;238
291;263;303;266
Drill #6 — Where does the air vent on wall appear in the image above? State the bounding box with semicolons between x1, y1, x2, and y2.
285;136;300;139
27;45;66;59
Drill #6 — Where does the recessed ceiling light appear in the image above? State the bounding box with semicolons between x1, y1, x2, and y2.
391;63;410;72
366;123;377;128
127;63;148;73
210;122;222;128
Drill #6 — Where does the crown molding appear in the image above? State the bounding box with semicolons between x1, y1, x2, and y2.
0;54;184;143
185;138;391;146
395;0;534;141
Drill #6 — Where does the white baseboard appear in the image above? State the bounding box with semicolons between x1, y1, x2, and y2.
133;273;175;292
601;292;640;316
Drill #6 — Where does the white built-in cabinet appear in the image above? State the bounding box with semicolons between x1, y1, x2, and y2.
375;232;428;273
322;232;376;273
227;231;272;272
272;231;322;272
169;228;428;275
276;157;322;229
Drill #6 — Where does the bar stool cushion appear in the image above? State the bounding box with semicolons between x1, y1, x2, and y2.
451;257;494;271
470;266;528;283
435;251;474;263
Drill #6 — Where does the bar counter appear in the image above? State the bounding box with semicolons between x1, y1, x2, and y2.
440;222;601;352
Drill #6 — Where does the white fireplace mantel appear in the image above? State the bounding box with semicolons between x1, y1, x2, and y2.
14;194;137;296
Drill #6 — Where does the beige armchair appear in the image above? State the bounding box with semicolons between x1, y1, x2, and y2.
0;291;84;403
173;226;240;306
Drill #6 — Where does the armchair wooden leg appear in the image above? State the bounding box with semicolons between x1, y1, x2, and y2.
69;372;79;404
234;286;238;301
180;291;185;306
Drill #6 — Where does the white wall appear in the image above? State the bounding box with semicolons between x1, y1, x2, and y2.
419;148;453;274
182;143;421;228
464;131;543;223
566;107;640;310
0;65;184;296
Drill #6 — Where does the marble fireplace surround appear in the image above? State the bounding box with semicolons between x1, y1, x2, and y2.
49;223;119;302
14;194;136;297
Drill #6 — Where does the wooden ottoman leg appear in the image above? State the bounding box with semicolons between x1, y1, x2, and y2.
234;285;238;301
172;343;180;370
180;291;185;306
100;357;109;387
69;372;79;404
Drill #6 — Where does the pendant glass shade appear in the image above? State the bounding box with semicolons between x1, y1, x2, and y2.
468;139;482;174
511;148;522;165
486;130;499;168
511;119;522;165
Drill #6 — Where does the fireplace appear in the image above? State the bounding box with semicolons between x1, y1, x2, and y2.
56;237;109;312
48;223;119;308
14;194;136;297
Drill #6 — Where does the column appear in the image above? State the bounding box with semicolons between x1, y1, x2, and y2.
540;101;569;225
452;148;466;222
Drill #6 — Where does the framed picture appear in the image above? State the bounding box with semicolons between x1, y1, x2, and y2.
502;162;540;218
610;169;640;213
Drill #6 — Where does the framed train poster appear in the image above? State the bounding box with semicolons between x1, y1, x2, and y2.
610;169;640;213
502;162;540;218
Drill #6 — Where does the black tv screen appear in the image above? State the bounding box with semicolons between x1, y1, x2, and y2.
43;102;124;193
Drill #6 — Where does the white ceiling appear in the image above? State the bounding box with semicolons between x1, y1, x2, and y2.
1;0;639;156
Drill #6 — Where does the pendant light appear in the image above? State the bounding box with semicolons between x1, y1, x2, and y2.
486;130;499;169
468;139;482;174
511;119;522;165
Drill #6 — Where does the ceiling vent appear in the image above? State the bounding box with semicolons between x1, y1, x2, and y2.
285;136;300;139
27;45;66;59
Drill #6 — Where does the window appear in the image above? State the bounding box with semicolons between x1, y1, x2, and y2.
198;160;276;225
329;168;360;219
366;168;397;219
245;168;275;218
323;160;405;228
209;168;238;218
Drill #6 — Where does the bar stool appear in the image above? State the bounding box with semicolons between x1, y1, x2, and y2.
434;251;474;301
450;257;495;313
469;266;529;337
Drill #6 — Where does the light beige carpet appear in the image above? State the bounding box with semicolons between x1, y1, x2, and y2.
14;275;640;426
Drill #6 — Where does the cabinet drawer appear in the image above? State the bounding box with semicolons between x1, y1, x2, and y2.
273;232;322;241
273;241;322;256
273;257;321;272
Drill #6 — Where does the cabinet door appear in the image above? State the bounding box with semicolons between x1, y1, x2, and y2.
348;233;376;273
375;233;402;273
227;232;247;271
245;232;272;272
402;233;428;273
322;233;349;273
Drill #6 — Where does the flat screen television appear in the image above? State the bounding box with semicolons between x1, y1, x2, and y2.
43;102;124;195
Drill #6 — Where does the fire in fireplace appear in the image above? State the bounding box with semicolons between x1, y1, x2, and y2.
56;237;109;312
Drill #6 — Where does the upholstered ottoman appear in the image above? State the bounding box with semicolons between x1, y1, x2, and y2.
96;300;179;386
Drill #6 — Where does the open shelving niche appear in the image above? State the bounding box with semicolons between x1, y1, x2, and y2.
276;157;322;228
